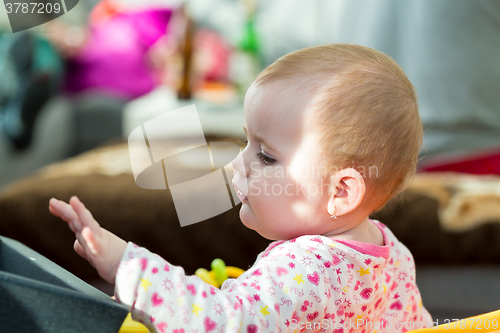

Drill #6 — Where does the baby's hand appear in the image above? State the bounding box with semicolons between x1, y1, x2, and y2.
49;196;127;285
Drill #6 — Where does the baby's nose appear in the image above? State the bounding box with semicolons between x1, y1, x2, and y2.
231;151;248;177
231;152;249;196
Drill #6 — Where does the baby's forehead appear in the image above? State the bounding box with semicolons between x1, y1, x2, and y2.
246;80;323;127
243;82;327;151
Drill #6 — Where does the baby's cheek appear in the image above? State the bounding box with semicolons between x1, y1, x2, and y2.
247;177;263;197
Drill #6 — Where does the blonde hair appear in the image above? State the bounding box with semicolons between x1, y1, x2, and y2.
255;44;422;211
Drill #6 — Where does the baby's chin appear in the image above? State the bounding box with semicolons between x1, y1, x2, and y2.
239;204;269;238
238;205;289;241
238;202;255;229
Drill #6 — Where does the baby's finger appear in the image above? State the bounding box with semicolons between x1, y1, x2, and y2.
82;226;99;256
49;205;65;220
49;198;77;219
74;239;96;268
49;198;82;232
74;239;89;261
49;199;68;220
70;196;101;238
50;206;80;233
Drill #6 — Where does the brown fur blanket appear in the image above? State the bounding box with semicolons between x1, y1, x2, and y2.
1;141;500;284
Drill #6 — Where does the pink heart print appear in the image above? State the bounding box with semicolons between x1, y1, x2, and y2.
325;313;335;320
406;282;415;290
276;266;289;277
307;272;320;286
252;269;262;276
307;311;319;321
151;292;164;307
247;324;258;333
204;316;217;333
359;288;373;300
173;329;184;333
157;322;168;333
139;258;148;271
274;303;280;315
187;284;196;296
311;237;323;244
390;300;403;311
329;253;342;266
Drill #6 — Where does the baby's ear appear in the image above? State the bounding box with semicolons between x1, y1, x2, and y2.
327;168;366;217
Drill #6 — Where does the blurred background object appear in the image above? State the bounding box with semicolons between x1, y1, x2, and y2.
188;0;500;173
0;31;63;150
0;0;499;324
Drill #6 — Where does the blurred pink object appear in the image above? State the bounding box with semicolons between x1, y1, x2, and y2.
65;2;173;100
194;28;232;83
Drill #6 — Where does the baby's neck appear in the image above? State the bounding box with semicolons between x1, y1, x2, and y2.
321;217;385;246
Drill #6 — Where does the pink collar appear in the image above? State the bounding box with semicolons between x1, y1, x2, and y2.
331;220;391;258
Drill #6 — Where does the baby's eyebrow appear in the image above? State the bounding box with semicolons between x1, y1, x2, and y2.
243;125;279;155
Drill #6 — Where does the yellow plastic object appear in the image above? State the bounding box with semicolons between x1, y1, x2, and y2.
118;261;245;332
226;266;245;278
116;266;500;333
118;313;149;333
410;310;500;332
195;268;217;286
195;259;245;288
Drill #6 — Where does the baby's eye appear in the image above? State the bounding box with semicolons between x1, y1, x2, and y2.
256;150;276;165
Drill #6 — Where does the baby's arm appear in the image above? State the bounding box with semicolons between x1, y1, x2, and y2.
115;241;333;333
49;196;127;284
115;243;246;331
50;197;335;332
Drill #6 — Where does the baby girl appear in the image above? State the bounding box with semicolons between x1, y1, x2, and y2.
49;44;432;332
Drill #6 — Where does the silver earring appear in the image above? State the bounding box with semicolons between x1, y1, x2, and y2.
330;206;337;219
